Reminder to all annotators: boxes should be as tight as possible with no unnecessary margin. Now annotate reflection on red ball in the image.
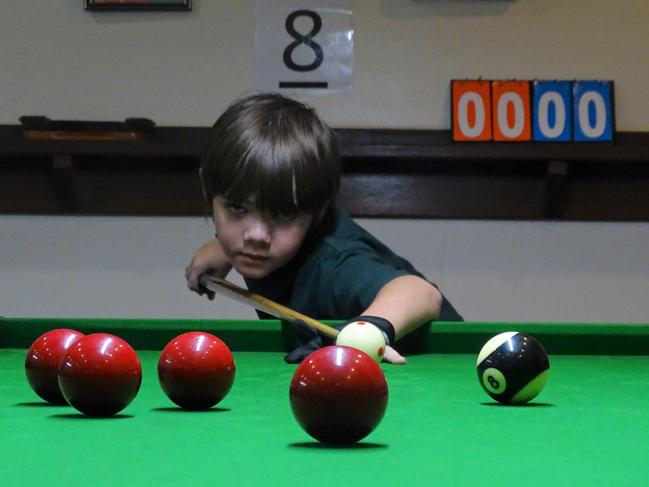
[158,332,236,410]
[25,328,85,404]
[289,346,389,445]
[58,333,142,417]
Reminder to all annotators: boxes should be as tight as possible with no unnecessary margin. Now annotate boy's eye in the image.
[226,202,248,214]
[274,209,300,222]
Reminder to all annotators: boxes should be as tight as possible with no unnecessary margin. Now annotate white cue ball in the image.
[335,321,386,362]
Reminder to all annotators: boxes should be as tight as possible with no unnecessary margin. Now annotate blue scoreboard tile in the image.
[573,80,614,142]
[532,80,572,142]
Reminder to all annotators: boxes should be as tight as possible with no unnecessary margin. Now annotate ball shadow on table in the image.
[47,413,135,420]
[480,402,555,408]
[289,442,388,450]
[151,407,231,413]
[14,401,67,408]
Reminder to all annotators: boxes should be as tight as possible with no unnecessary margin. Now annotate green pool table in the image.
[2,318,649,486]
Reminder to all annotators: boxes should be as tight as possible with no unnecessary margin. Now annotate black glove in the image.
[338,315,396,346]
[284,319,323,364]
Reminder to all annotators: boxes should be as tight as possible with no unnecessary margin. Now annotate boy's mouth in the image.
[241,252,269,263]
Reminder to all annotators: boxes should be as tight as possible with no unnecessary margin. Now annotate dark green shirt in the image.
[245,209,462,322]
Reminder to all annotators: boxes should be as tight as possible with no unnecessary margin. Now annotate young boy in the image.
[185,93,462,364]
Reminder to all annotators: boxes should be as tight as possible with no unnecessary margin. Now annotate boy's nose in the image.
[243,218,272,244]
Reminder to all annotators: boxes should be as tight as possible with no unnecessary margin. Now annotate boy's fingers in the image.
[191,280,215,300]
[383,346,407,365]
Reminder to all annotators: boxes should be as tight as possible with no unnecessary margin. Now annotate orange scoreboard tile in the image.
[491,80,532,141]
[452,80,492,141]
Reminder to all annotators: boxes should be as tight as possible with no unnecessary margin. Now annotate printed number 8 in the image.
[487,375,500,389]
[283,10,324,72]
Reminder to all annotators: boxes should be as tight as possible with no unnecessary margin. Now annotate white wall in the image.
[1,1,648,129]
[2,1,649,323]
[2,215,648,323]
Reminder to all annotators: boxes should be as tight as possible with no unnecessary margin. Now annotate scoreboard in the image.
[452,80,614,143]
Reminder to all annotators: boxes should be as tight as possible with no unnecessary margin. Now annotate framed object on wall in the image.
[85,0,191,11]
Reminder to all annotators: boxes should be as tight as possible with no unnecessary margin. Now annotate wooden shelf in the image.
[2,124,649,220]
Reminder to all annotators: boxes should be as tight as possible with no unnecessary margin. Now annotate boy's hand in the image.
[383,346,407,365]
[185,261,215,300]
[185,238,232,300]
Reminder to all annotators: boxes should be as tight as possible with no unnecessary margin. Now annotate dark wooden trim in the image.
[2,124,649,220]
[49,155,80,212]
[544,160,569,218]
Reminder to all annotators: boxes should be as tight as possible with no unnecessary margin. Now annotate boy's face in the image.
[212,196,313,279]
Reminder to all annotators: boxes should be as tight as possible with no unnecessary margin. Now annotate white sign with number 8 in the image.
[255,0,353,95]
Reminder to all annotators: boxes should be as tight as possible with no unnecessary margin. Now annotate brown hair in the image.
[200,93,340,219]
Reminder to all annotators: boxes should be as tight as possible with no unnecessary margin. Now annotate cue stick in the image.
[198,274,339,339]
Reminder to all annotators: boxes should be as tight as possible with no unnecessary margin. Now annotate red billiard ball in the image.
[58,333,142,417]
[289,345,389,445]
[25,328,85,404]
[158,332,236,410]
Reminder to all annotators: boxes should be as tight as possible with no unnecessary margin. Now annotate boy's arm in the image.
[360,275,442,364]
[185,238,233,299]
[363,275,442,339]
